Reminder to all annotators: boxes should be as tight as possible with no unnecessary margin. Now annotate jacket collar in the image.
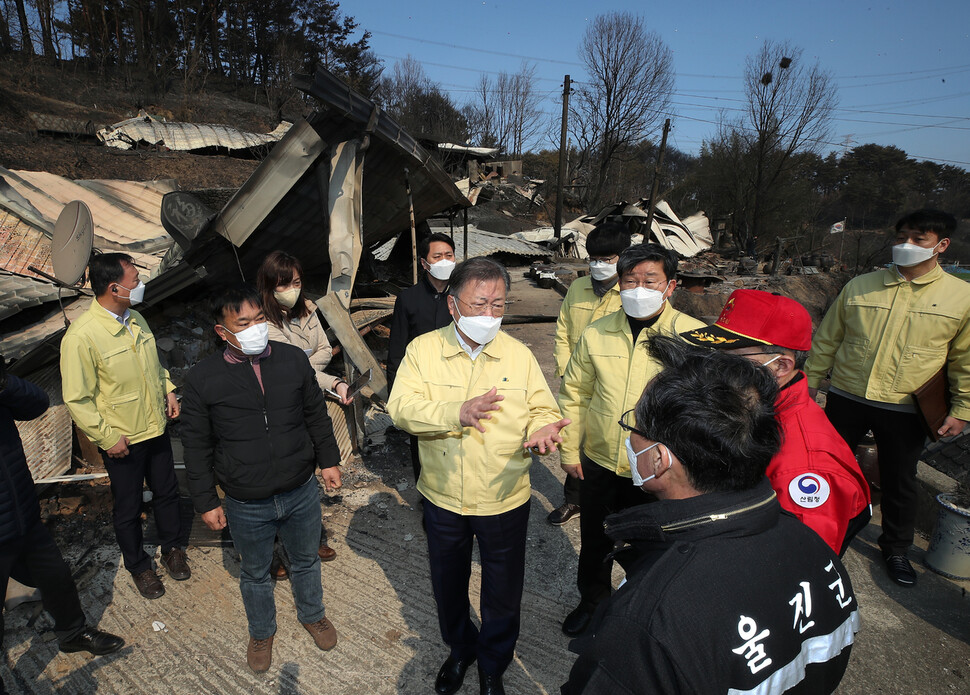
[604,477,779,546]
[602,304,669,335]
[88,299,133,337]
[422,273,449,296]
[884,262,944,287]
[441,324,505,360]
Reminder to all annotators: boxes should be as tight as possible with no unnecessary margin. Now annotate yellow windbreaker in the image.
[553,275,623,377]
[805,265,970,420]
[387,326,562,515]
[559,306,704,476]
[60,300,175,450]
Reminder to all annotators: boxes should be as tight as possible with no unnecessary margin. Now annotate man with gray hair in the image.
[389,257,569,695]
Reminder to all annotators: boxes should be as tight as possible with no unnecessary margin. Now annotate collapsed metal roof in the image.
[584,199,712,257]
[372,225,551,262]
[97,112,292,152]
[0,168,178,274]
[177,67,470,282]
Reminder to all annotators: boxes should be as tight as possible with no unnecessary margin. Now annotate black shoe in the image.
[479,667,506,695]
[161,547,191,581]
[562,602,595,637]
[547,502,580,526]
[885,555,917,586]
[435,654,476,695]
[59,627,125,656]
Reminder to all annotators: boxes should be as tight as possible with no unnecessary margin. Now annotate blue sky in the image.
[349,0,970,168]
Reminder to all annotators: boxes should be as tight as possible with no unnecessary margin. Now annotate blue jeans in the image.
[224,475,325,639]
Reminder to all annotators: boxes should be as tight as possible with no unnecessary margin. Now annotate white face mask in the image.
[426,258,456,281]
[117,280,146,306]
[453,302,502,346]
[626,438,672,487]
[892,241,940,268]
[620,283,670,319]
[589,260,618,281]
[223,321,269,355]
[274,287,300,309]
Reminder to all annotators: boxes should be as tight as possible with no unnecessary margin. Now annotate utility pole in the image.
[554,75,571,240]
[643,119,671,236]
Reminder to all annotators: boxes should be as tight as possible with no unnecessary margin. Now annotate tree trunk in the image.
[0,7,13,53]
[14,0,33,54]
[208,1,223,77]
[35,0,56,59]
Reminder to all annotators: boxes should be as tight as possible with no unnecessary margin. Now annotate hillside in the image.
[0,55,279,188]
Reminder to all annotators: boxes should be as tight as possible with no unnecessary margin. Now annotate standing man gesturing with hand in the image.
[389,258,569,695]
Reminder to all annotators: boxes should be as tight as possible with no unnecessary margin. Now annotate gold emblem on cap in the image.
[688,330,739,345]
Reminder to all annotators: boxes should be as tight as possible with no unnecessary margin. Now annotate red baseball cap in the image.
[680,289,813,351]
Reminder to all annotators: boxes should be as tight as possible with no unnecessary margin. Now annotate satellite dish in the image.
[52,200,94,286]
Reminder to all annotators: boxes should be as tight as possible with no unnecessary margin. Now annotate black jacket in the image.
[0,375,49,543]
[562,479,859,695]
[181,342,339,513]
[386,274,452,389]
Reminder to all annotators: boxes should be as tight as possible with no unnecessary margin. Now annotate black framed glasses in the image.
[618,409,651,440]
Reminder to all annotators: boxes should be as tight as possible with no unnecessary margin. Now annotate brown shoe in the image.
[247,635,274,672]
[318,543,337,562]
[132,569,165,599]
[302,617,337,651]
[270,557,288,581]
[161,547,191,581]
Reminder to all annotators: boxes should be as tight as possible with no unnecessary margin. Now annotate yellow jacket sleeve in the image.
[60,332,120,450]
[554,295,575,378]
[387,341,464,435]
[557,331,595,467]
[805,293,847,389]
[524,354,565,439]
[946,314,970,420]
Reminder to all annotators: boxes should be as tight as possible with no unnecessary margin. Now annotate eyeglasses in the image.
[618,278,669,291]
[618,409,651,440]
[455,295,506,316]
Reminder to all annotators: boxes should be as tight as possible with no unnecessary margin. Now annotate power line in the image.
[372,30,584,67]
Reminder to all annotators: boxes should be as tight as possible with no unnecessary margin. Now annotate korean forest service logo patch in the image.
[788,473,831,509]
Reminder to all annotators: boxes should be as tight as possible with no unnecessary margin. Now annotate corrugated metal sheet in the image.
[372,225,551,262]
[29,112,102,137]
[178,67,470,283]
[0,271,75,322]
[0,169,176,253]
[327,400,355,464]
[438,143,499,157]
[582,200,712,258]
[0,210,53,278]
[0,297,86,363]
[0,173,180,362]
[0,169,177,281]
[15,363,73,482]
[97,113,292,152]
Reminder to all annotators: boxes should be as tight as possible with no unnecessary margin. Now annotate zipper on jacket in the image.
[661,490,777,533]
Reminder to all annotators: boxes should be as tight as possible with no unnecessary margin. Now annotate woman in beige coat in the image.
[257,251,351,575]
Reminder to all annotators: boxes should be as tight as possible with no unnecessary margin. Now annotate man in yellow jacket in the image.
[806,209,970,587]
[388,257,569,695]
[548,223,630,526]
[558,243,704,637]
[60,253,188,600]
